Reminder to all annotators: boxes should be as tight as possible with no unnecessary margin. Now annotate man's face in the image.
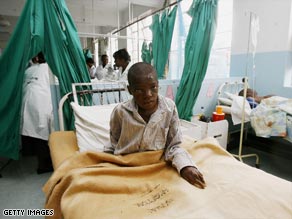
[128,72,159,112]
[102,56,108,65]
[114,58,122,67]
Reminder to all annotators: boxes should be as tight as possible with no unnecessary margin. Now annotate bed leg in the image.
[233,153,260,168]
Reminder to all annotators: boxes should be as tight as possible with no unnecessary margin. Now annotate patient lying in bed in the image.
[104,62,206,189]
[239,88,273,108]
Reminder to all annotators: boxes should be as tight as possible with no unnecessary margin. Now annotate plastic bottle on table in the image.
[199,107,210,122]
[212,105,225,122]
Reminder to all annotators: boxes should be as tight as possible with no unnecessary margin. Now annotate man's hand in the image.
[180,166,206,189]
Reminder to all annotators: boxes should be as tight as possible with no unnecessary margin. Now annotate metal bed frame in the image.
[58,82,128,131]
[217,80,245,104]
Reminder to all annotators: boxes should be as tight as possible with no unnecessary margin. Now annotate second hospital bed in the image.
[217,80,292,150]
[217,80,292,138]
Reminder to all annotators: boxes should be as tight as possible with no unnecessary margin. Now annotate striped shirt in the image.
[104,95,195,173]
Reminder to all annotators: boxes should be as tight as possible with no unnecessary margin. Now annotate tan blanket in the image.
[43,137,292,219]
[48,131,79,169]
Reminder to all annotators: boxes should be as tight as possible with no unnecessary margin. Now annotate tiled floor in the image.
[0,155,51,219]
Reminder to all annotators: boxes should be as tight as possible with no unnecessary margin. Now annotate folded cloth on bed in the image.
[250,104,287,137]
[250,96,291,137]
[230,96,251,125]
[43,137,292,219]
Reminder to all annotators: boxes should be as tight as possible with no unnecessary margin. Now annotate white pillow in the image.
[225,91,238,100]
[218,97,232,106]
[70,102,118,152]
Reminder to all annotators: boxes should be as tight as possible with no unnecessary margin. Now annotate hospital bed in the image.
[43,82,292,219]
[217,80,292,166]
[217,80,292,142]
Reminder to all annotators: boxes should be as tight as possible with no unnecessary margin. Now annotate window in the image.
[284,55,292,87]
[169,0,233,79]
[127,13,153,64]
[206,0,233,79]
[125,0,233,79]
[108,32,119,64]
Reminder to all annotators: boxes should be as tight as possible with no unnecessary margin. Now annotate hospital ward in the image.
[1,0,292,218]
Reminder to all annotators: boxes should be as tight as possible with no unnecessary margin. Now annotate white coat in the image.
[20,63,53,141]
[118,62,132,82]
[95,63,113,80]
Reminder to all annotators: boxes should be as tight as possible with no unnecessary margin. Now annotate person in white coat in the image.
[86,57,97,79]
[95,54,115,80]
[20,52,53,174]
[113,49,132,82]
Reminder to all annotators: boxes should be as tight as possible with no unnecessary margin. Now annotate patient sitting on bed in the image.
[104,62,206,189]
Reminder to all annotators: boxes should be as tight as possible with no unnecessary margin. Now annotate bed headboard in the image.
[217,81,245,105]
[58,82,129,131]
[71,82,129,105]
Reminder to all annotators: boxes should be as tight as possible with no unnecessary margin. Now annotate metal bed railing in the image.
[217,80,245,105]
[58,82,129,131]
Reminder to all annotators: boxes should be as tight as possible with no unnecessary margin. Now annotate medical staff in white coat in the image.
[95,54,115,80]
[86,57,97,79]
[20,52,53,174]
[113,49,132,82]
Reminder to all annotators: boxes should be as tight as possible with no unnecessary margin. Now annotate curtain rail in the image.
[112,0,182,35]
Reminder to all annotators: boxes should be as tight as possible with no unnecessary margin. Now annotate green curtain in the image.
[151,6,177,79]
[83,49,93,59]
[0,0,90,160]
[175,0,218,121]
[141,41,152,64]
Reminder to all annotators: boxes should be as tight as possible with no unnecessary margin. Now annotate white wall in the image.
[230,0,292,98]
[288,2,292,50]
[0,0,25,16]
[71,5,118,33]
[232,0,291,54]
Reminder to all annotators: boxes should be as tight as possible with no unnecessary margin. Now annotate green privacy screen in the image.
[175,0,218,121]
[0,0,90,159]
[151,6,177,79]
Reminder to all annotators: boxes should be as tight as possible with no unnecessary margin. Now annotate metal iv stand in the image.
[232,12,260,168]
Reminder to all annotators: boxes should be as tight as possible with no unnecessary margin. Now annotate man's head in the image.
[113,49,131,68]
[101,54,108,67]
[127,62,159,112]
[86,58,95,68]
[31,52,46,64]
[238,88,258,97]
